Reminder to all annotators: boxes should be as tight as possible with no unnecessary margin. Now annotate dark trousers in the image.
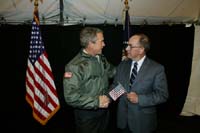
[119,126,155,133]
[119,126,132,133]
[74,109,110,133]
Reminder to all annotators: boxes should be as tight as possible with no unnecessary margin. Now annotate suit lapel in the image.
[132,57,150,85]
[123,60,132,91]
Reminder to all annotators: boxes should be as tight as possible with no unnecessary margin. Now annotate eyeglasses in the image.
[126,45,142,49]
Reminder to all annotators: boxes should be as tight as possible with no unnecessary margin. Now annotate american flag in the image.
[123,7,131,46]
[25,9,60,125]
[109,83,126,101]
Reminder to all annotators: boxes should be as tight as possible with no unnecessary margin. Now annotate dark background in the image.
[1,24,199,132]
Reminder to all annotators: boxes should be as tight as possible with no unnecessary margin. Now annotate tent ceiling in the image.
[0,0,200,25]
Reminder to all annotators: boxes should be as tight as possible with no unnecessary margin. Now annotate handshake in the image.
[99,95,110,108]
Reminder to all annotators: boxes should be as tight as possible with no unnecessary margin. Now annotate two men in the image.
[63,27,168,133]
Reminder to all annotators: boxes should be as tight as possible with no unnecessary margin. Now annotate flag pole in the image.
[124,0,129,11]
[30,0,42,24]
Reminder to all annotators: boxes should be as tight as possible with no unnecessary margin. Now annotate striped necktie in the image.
[130,62,138,86]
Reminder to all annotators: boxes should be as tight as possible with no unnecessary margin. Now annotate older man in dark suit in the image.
[111,33,169,133]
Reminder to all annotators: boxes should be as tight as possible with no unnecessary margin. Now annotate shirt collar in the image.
[131,55,146,71]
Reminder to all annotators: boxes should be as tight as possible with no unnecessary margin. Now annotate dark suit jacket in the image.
[112,57,169,133]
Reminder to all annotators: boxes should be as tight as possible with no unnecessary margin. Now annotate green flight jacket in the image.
[63,49,116,110]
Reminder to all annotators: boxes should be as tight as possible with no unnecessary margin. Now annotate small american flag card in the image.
[109,82,126,101]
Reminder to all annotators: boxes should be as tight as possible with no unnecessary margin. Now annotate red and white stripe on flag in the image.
[25,9,60,125]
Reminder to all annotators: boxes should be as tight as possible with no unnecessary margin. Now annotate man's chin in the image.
[98,51,102,55]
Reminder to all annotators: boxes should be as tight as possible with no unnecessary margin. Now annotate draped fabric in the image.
[181,25,200,116]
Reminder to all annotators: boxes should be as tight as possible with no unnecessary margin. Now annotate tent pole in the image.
[59,0,64,25]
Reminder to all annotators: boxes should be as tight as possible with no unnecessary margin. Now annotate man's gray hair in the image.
[80,27,103,48]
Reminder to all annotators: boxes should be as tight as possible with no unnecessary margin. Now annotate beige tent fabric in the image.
[180,25,200,116]
[0,0,200,25]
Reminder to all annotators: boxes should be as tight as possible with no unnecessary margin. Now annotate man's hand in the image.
[127,92,138,103]
[99,95,110,108]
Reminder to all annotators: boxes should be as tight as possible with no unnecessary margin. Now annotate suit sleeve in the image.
[138,66,169,107]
